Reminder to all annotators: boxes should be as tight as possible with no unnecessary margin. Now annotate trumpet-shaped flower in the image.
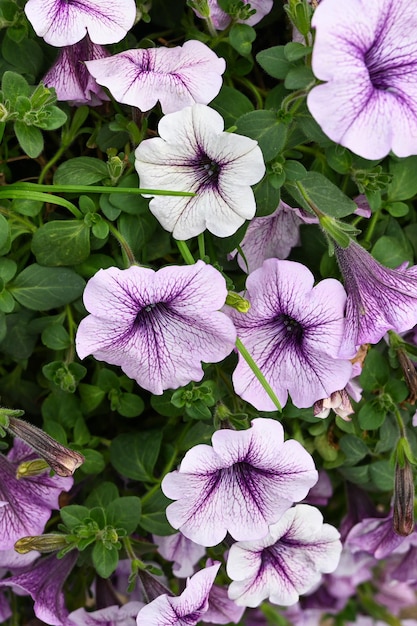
[66,602,143,625]
[307,0,417,159]
[334,240,417,358]
[75,262,236,395]
[0,552,78,626]
[24,0,136,47]
[192,0,273,31]
[162,418,318,547]
[43,36,110,106]
[0,440,73,551]
[136,562,220,625]
[153,532,206,578]
[86,41,225,114]
[135,104,265,239]
[229,259,352,410]
[227,504,342,608]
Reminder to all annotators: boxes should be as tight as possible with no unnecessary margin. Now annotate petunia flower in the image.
[232,200,317,274]
[345,513,410,560]
[135,562,220,625]
[153,532,206,578]
[24,0,136,47]
[75,261,236,395]
[0,551,78,626]
[135,104,265,239]
[162,418,318,547]
[43,36,110,106]
[205,582,245,624]
[227,504,342,607]
[192,0,273,31]
[334,239,417,358]
[307,0,417,160]
[229,259,352,410]
[66,602,143,625]
[85,41,225,114]
[0,440,73,551]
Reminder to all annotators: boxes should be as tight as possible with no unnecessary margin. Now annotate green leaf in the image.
[236,110,288,161]
[256,46,292,79]
[388,156,417,201]
[78,383,106,413]
[285,172,357,218]
[32,221,90,266]
[339,434,369,466]
[2,38,43,81]
[1,70,30,103]
[358,401,386,430]
[79,449,105,475]
[210,85,254,128]
[229,23,256,56]
[92,542,119,578]
[110,431,163,482]
[54,157,108,186]
[253,176,281,216]
[37,105,67,131]
[85,482,119,509]
[107,496,142,534]
[10,264,85,311]
[140,488,174,535]
[60,505,90,531]
[360,349,390,391]
[0,214,10,253]
[385,202,409,218]
[0,309,36,359]
[41,324,71,350]
[284,65,314,90]
[369,460,394,491]
[117,393,145,418]
[14,121,43,158]
[150,391,183,418]
[372,235,413,268]
[284,42,312,61]
[338,464,370,485]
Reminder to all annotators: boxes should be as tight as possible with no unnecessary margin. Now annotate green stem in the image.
[176,240,195,265]
[6,182,195,197]
[234,76,264,109]
[38,144,68,184]
[198,233,205,259]
[107,222,137,266]
[235,337,282,411]
[363,208,380,244]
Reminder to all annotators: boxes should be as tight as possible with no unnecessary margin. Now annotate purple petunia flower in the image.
[43,36,110,106]
[135,562,220,625]
[192,0,273,31]
[75,261,236,395]
[307,0,417,160]
[162,418,318,547]
[227,504,342,608]
[86,41,225,114]
[334,239,417,358]
[153,532,206,578]
[232,200,317,274]
[0,551,78,625]
[229,259,352,410]
[205,582,245,624]
[135,104,265,239]
[66,602,143,625]
[0,440,73,551]
[24,0,136,47]
[346,513,410,560]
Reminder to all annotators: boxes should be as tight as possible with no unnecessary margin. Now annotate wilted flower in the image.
[135,104,265,239]
[86,41,225,114]
[334,239,417,358]
[227,504,342,607]
[0,440,73,551]
[232,200,317,274]
[43,36,110,106]
[192,0,273,30]
[136,562,220,625]
[0,551,78,626]
[24,0,136,47]
[229,259,352,410]
[75,262,236,395]
[307,0,417,159]
[162,418,318,547]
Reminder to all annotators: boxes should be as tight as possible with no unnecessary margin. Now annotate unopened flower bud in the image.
[226,291,250,313]
[397,348,417,404]
[393,459,415,536]
[14,534,69,554]
[6,417,84,477]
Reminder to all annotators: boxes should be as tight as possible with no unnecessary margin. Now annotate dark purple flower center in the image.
[276,314,304,345]
[365,47,391,90]
[134,302,165,327]
[197,155,221,188]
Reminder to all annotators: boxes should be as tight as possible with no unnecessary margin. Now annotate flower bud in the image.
[393,459,415,536]
[14,534,69,554]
